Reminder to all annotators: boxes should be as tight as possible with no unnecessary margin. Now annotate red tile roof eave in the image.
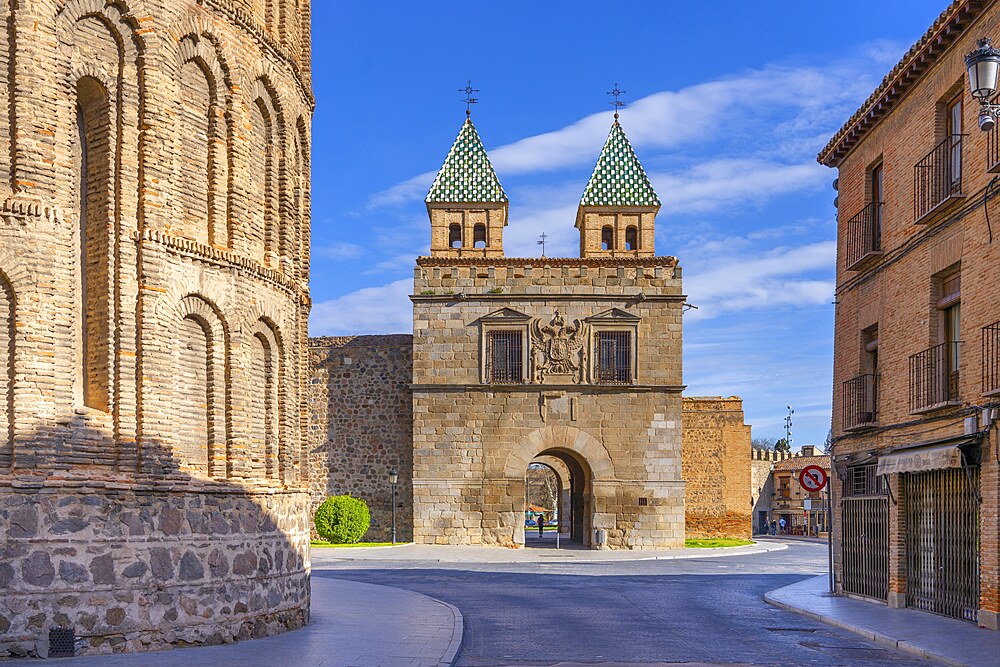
[817,0,985,168]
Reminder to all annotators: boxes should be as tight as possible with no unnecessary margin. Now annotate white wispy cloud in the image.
[310,279,413,335]
[315,242,365,260]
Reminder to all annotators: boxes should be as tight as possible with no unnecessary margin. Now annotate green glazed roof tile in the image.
[426,118,508,204]
[580,121,661,207]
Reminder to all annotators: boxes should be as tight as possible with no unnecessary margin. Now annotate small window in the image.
[625,226,638,251]
[938,271,961,379]
[595,330,632,385]
[601,225,613,251]
[473,223,487,249]
[449,223,462,248]
[947,95,963,193]
[486,329,523,384]
[870,163,883,244]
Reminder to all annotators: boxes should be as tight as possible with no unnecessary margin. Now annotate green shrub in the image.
[314,495,371,544]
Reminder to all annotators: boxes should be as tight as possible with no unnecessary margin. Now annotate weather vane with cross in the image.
[607,82,626,120]
[459,80,479,117]
[537,232,548,258]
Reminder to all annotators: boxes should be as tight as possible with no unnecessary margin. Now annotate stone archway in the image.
[498,426,615,549]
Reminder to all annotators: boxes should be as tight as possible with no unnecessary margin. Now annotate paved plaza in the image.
[10,538,987,666]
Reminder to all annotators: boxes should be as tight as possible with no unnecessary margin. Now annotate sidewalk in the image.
[4,577,463,667]
[311,537,788,564]
[765,575,1000,667]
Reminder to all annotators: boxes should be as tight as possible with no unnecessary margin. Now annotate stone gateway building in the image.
[1,0,313,658]
[309,115,753,549]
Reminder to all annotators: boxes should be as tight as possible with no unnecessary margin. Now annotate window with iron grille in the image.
[596,330,632,385]
[486,329,523,384]
[843,463,886,497]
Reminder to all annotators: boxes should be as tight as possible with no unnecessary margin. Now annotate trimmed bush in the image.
[314,495,371,544]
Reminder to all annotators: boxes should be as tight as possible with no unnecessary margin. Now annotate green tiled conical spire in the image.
[426,118,508,204]
[580,121,660,207]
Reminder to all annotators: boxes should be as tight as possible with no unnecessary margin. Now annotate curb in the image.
[431,597,464,667]
[322,541,789,564]
[763,590,969,667]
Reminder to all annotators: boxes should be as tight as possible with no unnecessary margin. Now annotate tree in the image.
[824,429,833,453]
[752,437,778,450]
[774,438,791,453]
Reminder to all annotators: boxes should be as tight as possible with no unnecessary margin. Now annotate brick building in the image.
[0,0,314,657]
[308,115,753,548]
[768,447,831,536]
[822,0,1000,630]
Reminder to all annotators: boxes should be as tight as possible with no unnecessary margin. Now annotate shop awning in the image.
[875,440,972,476]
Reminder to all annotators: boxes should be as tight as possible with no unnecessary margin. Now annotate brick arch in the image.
[244,76,285,262]
[503,426,615,480]
[176,32,235,247]
[173,294,231,478]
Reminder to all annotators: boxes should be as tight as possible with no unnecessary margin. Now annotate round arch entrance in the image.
[524,448,593,548]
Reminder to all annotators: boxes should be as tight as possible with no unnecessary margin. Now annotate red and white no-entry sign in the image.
[799,465,828,492]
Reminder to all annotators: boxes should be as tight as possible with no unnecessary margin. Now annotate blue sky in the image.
[308,1,949,447]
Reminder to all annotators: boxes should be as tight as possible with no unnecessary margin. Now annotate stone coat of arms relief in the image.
[531,311,588,384]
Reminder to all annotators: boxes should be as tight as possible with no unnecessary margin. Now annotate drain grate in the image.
[49,627,75,658]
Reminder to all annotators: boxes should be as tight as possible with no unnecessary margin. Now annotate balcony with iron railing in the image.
[913,135,966,224]
[844,202,882,271]
[909,341,962,413]
[984,321,1000,396]
[987,124,1000,173]
[843,373,878,431]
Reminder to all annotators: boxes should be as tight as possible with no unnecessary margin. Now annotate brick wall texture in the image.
[0,0,313,657]
[826,0,1000,629]
[681,397,752,539]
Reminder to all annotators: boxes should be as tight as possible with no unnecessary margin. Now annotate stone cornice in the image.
[0,470,310,496]
[411,383,685,393]
[411,293,686,303]
[417,256,679,268]
[818,0,986,167]
[133,229,307,297]
[197,0,315,110]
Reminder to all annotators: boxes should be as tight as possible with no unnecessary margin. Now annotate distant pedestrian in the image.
[537,513,545,537]
[770,519,777,536]
[779,517,786,535]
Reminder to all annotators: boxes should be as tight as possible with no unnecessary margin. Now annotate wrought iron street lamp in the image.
[965,38,1000,131]
[388,468,398,545]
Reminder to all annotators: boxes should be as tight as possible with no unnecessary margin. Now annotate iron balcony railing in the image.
[914,134,965,223]
[909,341,961,413]
[984,321,1000,395]
[845,202,882,270]
[989,125,1000,173]
[843,374,878,430]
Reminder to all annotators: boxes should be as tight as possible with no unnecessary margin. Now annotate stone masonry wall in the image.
[681,397,752,540]
[308,336,414,542]
[411,258,686,550]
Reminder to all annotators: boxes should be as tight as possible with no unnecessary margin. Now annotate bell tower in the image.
[425,117,508,258]
[576,119,660,258]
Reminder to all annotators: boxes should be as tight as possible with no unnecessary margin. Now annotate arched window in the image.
[0,272,13,468]
[601,225,614,251]
[76,77,112,412]
[449,223,463,249]
[177,59,213,245]
[474,223,487,249]
[625,226,638,251]
[250,322,282,480]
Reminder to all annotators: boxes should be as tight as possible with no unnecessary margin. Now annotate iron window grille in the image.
[842,463,886,498]
[909,341,962,412]
[486,329,523,384]
[843,374,878,430]
[914,135,965,223]
[595,330,632,385]
[984,321,1000,395]
[845,202,883,270]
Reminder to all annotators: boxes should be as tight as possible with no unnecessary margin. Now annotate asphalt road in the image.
[314,540,937,666]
